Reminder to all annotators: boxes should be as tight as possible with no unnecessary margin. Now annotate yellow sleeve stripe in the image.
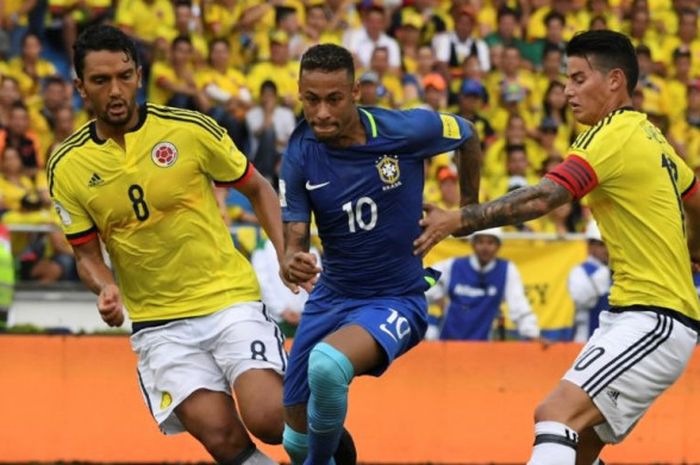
[47,128,92,196]
[439,113,462,140]
[147,104,225,141]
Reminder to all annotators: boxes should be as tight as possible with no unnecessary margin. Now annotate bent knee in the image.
[198,423,250,457]
[245,408,284,445]
[307,343,354,391]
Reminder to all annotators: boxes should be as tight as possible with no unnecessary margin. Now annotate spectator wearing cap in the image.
[567,220,611,342]
[394,8,423,75]
[456,78,495,150]
[422,72,447,111]
[343,2,401,72]
[357,71,381,107]
[389,1,447,47]
[488,78,537,136]
[484,45,536,130]
[367,46,403,108]
[433,4,490,80]
[247,29,300,109]
[425,227,541,341]
[435,165,459,210]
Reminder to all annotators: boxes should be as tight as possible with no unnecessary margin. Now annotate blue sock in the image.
[283,424,308,465]
[304,342,354,465]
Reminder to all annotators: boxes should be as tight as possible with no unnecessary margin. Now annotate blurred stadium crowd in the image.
[0,0,697,330]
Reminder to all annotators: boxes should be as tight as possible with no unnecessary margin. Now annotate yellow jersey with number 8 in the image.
[48,104,260,322]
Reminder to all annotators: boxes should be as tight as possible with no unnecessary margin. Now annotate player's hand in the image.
[281,252,321,293]
[413,204,463,256]
[98,283,124,327]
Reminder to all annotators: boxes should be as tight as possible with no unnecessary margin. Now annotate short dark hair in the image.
[566,30,638,96]
[300,44,355,82]
[172,35,192,50]
[74,25,139,80]
[260,79,278,95]
[43,75,65,90]
[544,10,565,27]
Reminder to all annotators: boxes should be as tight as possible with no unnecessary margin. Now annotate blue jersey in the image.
[281,106,473,297]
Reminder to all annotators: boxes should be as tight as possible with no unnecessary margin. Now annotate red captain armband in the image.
[682,178,699,200]
[66,228,98,246]
[544,155,598,200]
[214,160,255,188]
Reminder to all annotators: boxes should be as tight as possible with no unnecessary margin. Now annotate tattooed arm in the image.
[456,120,482,207]
[414,178,573,255]
[281,221,321,293]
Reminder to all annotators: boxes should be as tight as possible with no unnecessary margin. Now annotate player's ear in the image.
[136,66,143,89]
[351,80,360,101]
[74,78,87,100]
[608,68,626,93]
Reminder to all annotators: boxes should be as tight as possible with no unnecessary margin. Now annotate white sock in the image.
[527,421,578,465]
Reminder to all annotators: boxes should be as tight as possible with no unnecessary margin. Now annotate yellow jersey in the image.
[548,108,700,323]
[48,104,261,322]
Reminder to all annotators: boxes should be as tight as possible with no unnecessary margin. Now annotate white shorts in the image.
[130,301,287,434]
[563,309,697,444]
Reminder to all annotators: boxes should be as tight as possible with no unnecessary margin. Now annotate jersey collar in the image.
[89,104,148,145]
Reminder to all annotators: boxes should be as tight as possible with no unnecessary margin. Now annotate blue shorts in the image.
[283,282,428,406]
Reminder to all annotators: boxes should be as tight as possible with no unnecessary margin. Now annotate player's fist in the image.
[282,252,321,293]
[98,284,125,327]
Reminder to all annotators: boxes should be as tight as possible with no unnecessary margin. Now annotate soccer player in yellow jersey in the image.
[415,30,700,464]
[49,25,287,465]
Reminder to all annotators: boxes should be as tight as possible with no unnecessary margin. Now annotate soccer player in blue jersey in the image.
[278,44,482,464]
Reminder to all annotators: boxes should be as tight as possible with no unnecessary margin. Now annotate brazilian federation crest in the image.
[375,155,401,190]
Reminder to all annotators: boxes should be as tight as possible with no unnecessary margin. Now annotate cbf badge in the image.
[151,142,178,168]
[375,155,402,191]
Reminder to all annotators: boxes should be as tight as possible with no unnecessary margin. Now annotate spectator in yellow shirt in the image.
[247,30,299,109]
[367,46,404,108]
[0,76,22,128]
[666,47,692,122]
[148,36,207,110]
[7,33,57,100]
[289,2,342,60]
[157,0,208,66]
[197,38,252,151]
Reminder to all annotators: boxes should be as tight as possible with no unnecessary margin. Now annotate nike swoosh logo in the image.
[305,181,330,191]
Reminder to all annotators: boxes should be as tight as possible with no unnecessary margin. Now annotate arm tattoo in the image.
[283,222,311,254]
[461,178,572,231]
[456,121,482,206]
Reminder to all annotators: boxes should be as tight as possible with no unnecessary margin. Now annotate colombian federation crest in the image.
[151,142,178,168]
[375,155,401,190]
